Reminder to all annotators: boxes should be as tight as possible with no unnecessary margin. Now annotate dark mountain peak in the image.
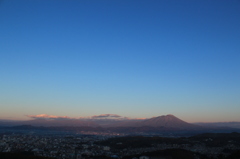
[157,114,177,118]
[151,114,182,122]
[1,114,201,131]
[101,114,200,130]
[138,114,198,129]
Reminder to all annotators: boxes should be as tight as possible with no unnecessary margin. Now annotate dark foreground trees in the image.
[0,152,55,159]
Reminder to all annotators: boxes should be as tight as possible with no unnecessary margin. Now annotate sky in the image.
[0,0,240,123]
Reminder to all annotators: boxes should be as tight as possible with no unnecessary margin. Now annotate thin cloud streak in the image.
[26,114,71,120]
[91,114,122,119]
[26,114,148,121]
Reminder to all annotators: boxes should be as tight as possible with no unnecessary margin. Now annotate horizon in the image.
[1,0,240,123]
[1,113,240,124]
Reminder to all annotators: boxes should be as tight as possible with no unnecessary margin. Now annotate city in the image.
[1,131,240,159]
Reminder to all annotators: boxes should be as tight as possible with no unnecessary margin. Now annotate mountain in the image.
[0,119,99,127]
[0,114,200,129]
[108,114,200,130]
[0,120,20,126]
[195,122,240,129]
[0,114,199,130]
[3,114,240,134]
[137,114,198,129]
[27,118,100,127]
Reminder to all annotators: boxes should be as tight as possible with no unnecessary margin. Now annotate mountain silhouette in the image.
[136,114,198,129]
[0,114,199,130]
[102,114,200,130]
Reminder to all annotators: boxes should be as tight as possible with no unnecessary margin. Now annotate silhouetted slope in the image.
[18,118,99,127]
[138,114,198,128]
[0,152,55,159]
[111,114,199,130]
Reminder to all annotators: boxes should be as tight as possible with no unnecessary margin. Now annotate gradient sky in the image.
[0,0,240,122]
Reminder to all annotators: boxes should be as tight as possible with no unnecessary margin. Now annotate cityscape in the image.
[0,114,240,159]
[1,130,240,159]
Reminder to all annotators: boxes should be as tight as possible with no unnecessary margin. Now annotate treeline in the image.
[98,132,240,149]
[123,149,240,159]
[0,152,55,159]
[92,149,240,159]
[97,136,189,149]
[189,132,240,147]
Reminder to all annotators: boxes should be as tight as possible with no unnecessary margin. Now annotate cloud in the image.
[27,114,123,120]
[26,114,71,120]
[26,114,147,121]
[91,114,122,119]
[134,118,148,120]
[122,117,148,120]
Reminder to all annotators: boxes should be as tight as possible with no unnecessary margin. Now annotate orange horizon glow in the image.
[2,114,233,123]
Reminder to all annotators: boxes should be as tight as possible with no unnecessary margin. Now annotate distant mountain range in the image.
[195,122,240,129]
[0,118,98,127]
[103,114,200,130]
[0,114,199,129]
[1,114,240,134]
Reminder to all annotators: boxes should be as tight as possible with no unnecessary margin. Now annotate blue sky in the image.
[0,0,240,122]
